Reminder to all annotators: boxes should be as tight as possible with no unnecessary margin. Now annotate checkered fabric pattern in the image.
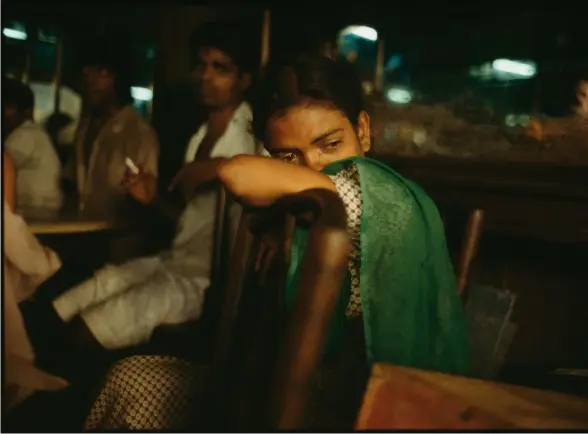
[327,163,363,318]
[84,355,206,431]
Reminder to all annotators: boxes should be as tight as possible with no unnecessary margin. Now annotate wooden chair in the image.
[204,193,485,429]
[356,363,588,430]
[208,193,485,429]
[146,185,234,360]
[456,208,485,299]
[201,188,350,431]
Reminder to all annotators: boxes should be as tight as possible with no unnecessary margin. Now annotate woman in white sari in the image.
[3,151,68,411]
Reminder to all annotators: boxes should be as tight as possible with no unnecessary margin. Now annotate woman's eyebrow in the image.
[269,147,303,155]
[311,128,344,144]
[270,128,344,153]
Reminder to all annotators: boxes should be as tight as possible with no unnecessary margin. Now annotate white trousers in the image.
[52,256,209,349]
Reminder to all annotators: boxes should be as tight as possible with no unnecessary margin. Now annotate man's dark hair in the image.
[252,54,365,142]
[77,36,134,104]
[3,77,35,111]
[189,20,257,75]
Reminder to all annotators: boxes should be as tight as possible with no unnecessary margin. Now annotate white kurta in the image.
[4,120,63,213]
[52,103,260,349]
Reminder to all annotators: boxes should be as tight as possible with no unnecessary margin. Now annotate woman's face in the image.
[266,102,371,172]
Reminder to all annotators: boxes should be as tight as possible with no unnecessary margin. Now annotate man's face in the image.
[191,47,250,109]
[82,65,115,108]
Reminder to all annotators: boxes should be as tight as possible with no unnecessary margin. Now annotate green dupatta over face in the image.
[284,157,470,376]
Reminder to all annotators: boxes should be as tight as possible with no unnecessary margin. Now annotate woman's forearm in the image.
[218,155,336,207]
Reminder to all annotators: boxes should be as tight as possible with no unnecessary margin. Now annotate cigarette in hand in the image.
[125,157,140,175]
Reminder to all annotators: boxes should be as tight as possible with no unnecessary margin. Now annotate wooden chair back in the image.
[456,208,485,297]
[202,188,350,430]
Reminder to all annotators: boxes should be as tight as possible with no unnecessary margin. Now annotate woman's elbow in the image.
[218,155,252,198]
[218,155,272,207]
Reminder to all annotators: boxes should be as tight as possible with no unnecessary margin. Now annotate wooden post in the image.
[457,208,485,297]
[53,36,63,113]
[375,36,385,92]
[22,23,36,84]
[22,52,31,84]
[260,9,271,71]
[322,40,334,59]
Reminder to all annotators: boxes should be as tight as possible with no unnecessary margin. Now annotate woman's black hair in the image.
[252,54,365,142]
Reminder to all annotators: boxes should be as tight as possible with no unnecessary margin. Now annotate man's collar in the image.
[231,101,252,125]
[108,105,137,133]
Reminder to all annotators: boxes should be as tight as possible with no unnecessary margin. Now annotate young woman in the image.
[85,55,469,430]
[174,54,470,374]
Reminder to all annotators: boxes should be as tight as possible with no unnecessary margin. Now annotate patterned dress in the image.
[328,163,363,318]
[84,356,207,430]
[84,163,367,431]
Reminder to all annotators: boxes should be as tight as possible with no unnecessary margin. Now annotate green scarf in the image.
[284,157,470,375]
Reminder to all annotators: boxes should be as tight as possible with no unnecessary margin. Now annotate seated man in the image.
[50,21,260,351]
[3,78,63,214]
[64,38,159,219]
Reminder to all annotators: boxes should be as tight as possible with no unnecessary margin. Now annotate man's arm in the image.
[169,126,260,199]
[130,125,160,203]
[4,127,35,169]
[125,125,189,221]
[124,168,185,222]
[4,152,16,210]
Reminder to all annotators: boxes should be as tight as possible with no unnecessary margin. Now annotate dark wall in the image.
[385,156,588,389]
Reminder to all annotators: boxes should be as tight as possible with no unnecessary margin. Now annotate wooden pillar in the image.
[260,9,271,71]
[22,23,37,83]
[457,209,485,297]
[53,36,63,113]
[375,36,385,92]
[22,52,31,83]
[322,40,334,59]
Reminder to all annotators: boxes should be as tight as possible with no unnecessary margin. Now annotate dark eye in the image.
[211,61,231,74]
[275,152,301,165]
[321,140,341,152]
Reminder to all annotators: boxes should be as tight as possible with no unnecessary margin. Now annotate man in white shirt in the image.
[3,79,63,214]
[51,21,260,350]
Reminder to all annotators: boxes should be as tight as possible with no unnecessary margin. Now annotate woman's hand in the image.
[122,166,158,205]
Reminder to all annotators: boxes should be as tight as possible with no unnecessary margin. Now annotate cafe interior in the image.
[2,1,588,431]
